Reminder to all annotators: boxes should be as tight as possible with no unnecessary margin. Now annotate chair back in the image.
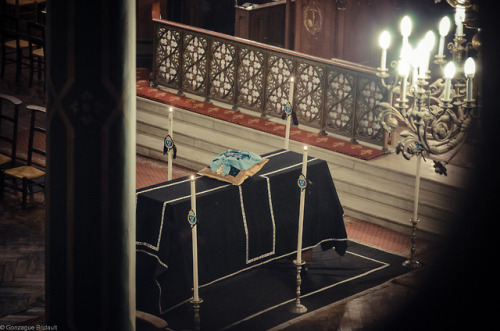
[26,20,45,86]
[26,104,46,168]
[2,0,40,21]
[0,93,21,167]
[0,13,25,48]
[27,20,44,51]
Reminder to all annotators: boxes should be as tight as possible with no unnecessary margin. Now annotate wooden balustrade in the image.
[150,14,388,148]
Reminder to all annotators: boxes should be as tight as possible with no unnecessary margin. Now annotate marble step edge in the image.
[335,183,453,223]
[136,116,275,156]
[137,133,218,171]
[338,190,449,237]
[331,165,459,214]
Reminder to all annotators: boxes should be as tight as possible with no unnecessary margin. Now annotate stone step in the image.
[331,165,457,222]
[0,289,30,317]
[366,152,468,195]
[138,99,281,151]
[338,190,448,237]
[138,97,322,153]
[1,276,44,288]
[137,131,215,171]
[137,110,275,156]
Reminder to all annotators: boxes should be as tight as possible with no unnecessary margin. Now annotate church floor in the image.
[1,63,446,329]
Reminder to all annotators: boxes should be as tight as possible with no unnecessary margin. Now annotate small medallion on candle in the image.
[297,174,307,190]
[285,103,292,116]
[164,135,174,150]
[163,135,177,159]
[188,210,197,226]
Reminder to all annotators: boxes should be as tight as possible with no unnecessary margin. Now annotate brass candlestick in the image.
[287,259,307,314]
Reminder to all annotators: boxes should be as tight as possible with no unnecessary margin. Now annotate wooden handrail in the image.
[152,17,378,76]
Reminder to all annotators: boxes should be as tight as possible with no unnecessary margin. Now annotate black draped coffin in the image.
[136,150,348,314]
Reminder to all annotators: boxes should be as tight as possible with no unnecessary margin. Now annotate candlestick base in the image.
[190,298,203,305]
[433,55,446,65]
[441,98,453,105]
[292,259,306,266]
[403,218,421,270]
[464,98,475,106]
[288,301,308,314]
[396,98,409,110]
[376,69,390,78]
[402,259,422,269]
[190,298,203,331]
[288,259,308,314]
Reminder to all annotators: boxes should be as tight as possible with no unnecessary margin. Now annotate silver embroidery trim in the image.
[136,176,230,251]
[158,237,349,314]
[238,184,276,265]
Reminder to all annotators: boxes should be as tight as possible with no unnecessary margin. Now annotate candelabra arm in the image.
[378,102,407,133]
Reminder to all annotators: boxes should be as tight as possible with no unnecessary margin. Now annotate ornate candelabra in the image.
[376,1,479,268]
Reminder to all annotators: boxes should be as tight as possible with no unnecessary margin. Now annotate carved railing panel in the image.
[152,18,387,147]
[209,40,236,103]
[154,26,182,89]
[355,77,386,143]
[237,47,265,110]
[265,54,294,117]
[295,62,324,128]
[182,33,208,95]
[325,69,355,136]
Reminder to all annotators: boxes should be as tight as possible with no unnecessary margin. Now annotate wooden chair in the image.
[136,310,169,330]
[0,13,30,81]
[0,94,21,173]
[1,104,45,208]
[27,21,44,87]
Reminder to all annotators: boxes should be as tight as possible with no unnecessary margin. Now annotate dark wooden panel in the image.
[235,1,288,48]
[293,0,452,65]
[294,0,336,59]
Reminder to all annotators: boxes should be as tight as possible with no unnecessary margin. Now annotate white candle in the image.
[437,36,445,58]
[378,31,391,71]
[296,146,308,263]
[190,175,196,211]
[400,16,412,55]
[464,57,475,101]
[455,6,465,37]
[284,112,291,150]
[443,78,452,101]
[380,49,387,71]
[438,16,450,57]
[285,77,294,150]
[289,76,295,103]
[398,60,410,103]
[443,62,456,101]
[190,175,200,302]
[169,107,174,137]
[168,107,174,181]
[423,31,435,78]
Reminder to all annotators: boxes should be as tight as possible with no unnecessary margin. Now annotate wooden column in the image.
[45,1,136,329]
[334,0,347,59]
[285,0,292,49]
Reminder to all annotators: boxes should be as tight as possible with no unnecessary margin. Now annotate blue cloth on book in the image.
[208,150,262,177]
